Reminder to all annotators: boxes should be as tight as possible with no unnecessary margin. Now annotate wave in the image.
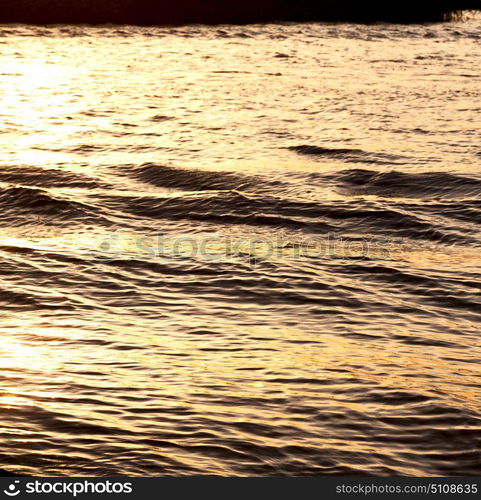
[332,262,481,315]
[0,165,107,189]
[100,190,331,231]
[288,145,403,165]
[89,187,478,245]
[0,186,101,225]
[0,285,75,311]
[336,169,481,199]
[129,163,263,192]
[2,164,478,246]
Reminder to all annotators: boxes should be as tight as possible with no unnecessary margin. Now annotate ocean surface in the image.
[0,19,480,476]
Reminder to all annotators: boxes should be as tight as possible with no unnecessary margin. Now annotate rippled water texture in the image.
[0,21,480,476]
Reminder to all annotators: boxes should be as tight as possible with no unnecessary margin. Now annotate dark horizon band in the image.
[0,0,480,26]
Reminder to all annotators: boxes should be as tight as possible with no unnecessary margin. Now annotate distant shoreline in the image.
[0,0,479,25]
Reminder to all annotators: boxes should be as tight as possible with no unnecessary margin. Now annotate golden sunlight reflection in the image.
[1,58,89,168]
